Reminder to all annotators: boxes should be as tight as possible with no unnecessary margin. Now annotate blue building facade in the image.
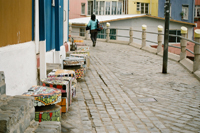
[158,0,195,23]
[39,0,64,52]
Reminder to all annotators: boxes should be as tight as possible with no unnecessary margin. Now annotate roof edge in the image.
[70,15,195,26]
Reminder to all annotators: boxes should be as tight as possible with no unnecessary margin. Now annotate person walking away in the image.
[86,14,98,47]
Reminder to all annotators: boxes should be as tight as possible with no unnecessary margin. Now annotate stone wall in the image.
[0,95,35,133]
[0,71,61,133]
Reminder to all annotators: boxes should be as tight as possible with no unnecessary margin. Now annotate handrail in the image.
[167,44,194,55]
[115,35,130,38]
[107,27,129,31]
[71,26,86,28]
[145,31,161,35]
[186,49,194,54]
[146,40,158,44]
[168,34,200,46]
[132,37,142,40]
[132,29,143,32]
[70,26,196,56]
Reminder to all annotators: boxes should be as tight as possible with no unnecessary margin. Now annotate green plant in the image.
[180,12,184,17]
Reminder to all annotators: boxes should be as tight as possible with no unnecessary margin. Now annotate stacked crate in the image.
[46,69,77,113]
[23,86,62,122]
[70,54,90,73]
[63,57,85,79]
[41,77,73,113]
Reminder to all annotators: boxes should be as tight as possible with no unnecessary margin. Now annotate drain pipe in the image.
[35,0,39,54]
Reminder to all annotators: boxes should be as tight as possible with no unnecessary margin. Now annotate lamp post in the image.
[162,0,170,74]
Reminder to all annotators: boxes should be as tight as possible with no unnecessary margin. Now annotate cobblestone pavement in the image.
[61,40,200,133]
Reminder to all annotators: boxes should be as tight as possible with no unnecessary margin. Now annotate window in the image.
[112,1,117,15]
[137,2,140,11]
[99,1,105,15]
[106,2,111,15]
[95,1,99,15]
[117,2,122,14]
[97,29,116,40]
[110,29,116,40]
[182,5,188,20]
[144,3,148,14]
[169,30,181,43]
[195,5,200,17]
[80,28,85,37]
[97,29,106,39]
[81,3,85,15]
[91,1,122,15]
[88,1,93,15]
[137,2,149,14]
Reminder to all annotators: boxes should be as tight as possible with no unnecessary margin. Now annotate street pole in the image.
[93,0,96,14]
[162,0,170,74]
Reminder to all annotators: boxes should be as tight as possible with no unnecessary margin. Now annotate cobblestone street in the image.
[61,40,200,133]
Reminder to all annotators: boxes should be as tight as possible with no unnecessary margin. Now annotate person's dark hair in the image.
[91,14,96,21]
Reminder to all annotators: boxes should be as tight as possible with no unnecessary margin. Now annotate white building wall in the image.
[45,46,66,68]
[109,17,194,46]
[0,41,37,96]
[71,27,80,36]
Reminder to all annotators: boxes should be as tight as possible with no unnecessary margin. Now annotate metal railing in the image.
[69,24,200,72]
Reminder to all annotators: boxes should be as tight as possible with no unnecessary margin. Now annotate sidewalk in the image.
[61,40,200,133]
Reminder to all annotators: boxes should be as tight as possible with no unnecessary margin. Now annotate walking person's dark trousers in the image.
[90,30,98,47]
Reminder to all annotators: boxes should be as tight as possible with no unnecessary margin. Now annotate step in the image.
[0,95,35,133]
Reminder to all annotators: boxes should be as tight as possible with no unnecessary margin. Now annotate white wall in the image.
[0,41,37,96]
[109,17,194,46]
[45,46,66,68]
[71,27,80,36]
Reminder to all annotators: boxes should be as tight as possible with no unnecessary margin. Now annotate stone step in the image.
[0,95,35,133]
[24,120,39,133]
[34,121,61,133]
[24,121,61,133]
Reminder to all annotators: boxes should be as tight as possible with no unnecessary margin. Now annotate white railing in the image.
[69,23,200,74]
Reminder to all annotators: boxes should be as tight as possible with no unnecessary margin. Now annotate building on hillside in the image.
[87,0,124,15]
[0,0,69,96]
[128,0,158,16]
[69,0,159,19]
[194,0,200,30]
[87,0,159,16]
[69,14,195,46]
[158,0,195,24]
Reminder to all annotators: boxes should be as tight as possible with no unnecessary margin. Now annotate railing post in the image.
[106,22,110,42]
[85,30,89,40]
[85,23,88,40]
[180,26,188,61]
[69,22,72,37]
[141,25,147,48]
[129,27,133,44]
[157,25,163,54]
[194,29,200,72]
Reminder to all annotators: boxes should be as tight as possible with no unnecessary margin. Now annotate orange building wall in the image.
[69,0,87,19]
[0,0,32,47]
[196,0,200,5]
